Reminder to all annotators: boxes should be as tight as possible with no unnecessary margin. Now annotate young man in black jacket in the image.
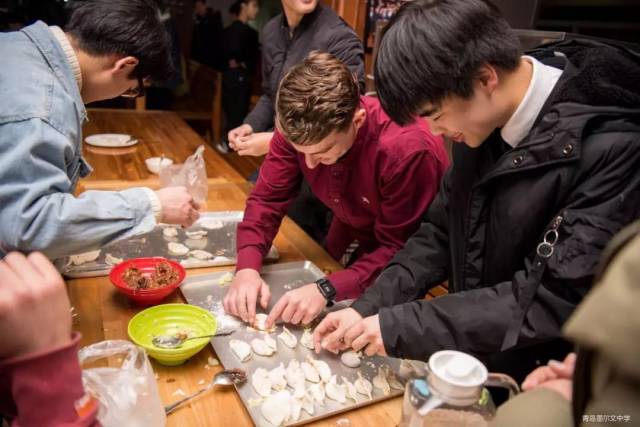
[313,0,640,382]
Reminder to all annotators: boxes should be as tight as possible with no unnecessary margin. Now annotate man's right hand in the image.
[228,124,253,147]
[313,308,363,354]
[232,132,273,157]
[155,186,200,228]
[521,352,576,401]
[0,252,72,359]
[223,268,271,324]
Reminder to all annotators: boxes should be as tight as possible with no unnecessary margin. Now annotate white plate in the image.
[85,133,138,148]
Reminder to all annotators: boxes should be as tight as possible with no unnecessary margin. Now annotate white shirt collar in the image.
[49,26,83,91]
[501,56,562,147]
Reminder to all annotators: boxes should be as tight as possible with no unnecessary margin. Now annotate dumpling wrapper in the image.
[355,371,373,400]
[167,242,189,256]
[163,227,178,238]
[373,367,391,395]
[199,218,224,230]
[251,338,276,356]
[307,355,332,383]
[261,390,291,426]
[252,367,272,398]
[268,363,287,391]
[340,350,362,368]
[69,250,100,266]
[300,328,315,350]
[325,375,346,403]
[189,249,214,260]
[185,230,207,239]
[301,361,320,383]
[230,339,252,362]
[278,325,297,348]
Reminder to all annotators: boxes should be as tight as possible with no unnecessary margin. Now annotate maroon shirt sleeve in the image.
[0,332,100,427]
[236,130,303,272]
[328,134,448,300]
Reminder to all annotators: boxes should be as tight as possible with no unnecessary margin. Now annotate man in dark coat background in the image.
[313,0,640,383]
[191,0,223,70]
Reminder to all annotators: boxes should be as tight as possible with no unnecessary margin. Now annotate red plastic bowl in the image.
[109,257,186,306]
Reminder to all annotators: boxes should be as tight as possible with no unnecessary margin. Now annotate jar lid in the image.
[429,350,488,388]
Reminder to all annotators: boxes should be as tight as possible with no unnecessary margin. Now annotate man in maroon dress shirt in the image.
[223,52,449,328]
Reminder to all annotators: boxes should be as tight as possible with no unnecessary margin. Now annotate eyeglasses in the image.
[121,75,146,98]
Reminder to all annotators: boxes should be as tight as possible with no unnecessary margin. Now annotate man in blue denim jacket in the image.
[0,0,201,259]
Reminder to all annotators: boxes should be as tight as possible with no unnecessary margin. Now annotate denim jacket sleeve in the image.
[0,118,156,259]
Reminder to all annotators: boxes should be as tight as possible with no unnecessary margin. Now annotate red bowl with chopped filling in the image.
[109,257,186,306]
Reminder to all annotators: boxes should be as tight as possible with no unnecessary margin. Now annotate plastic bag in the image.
[79,340,166,427]
[159,145,207,205]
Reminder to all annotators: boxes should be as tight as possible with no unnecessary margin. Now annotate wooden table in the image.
[67,182,403,427]
[80,109,245,187]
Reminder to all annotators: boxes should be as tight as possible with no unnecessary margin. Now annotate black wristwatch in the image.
[315,277,336,306]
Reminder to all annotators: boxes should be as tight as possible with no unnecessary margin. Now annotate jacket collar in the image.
[501,56,563,147]
[21,21,86,121]
[49,25,83,91]
[470,58,580,187]
[279,3,323,37]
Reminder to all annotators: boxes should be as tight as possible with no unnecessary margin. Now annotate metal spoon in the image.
[164,369,247,415]
[152,330,233,349]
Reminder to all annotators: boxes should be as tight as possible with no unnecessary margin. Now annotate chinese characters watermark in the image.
[583,415,632,423]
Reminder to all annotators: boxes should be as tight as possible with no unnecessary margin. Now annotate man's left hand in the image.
[344,314,387,357]
[265,283,327,329]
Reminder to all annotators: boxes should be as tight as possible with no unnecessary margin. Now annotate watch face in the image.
[317,279,336,299]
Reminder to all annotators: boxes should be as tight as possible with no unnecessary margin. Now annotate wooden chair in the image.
[492,0,541,29]
[513,29,566,50]
[172,59,223,144]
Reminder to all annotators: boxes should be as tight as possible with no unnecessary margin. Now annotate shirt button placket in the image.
[331,167,343,210]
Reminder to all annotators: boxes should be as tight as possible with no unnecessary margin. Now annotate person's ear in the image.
[112,56,139,77]
[476,64,499,95]
[352,108,367,131]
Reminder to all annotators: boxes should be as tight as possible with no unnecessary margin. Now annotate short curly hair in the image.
[276,51,360,145]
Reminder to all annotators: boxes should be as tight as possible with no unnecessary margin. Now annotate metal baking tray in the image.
[180,261,405,427]
[56,211,278,278]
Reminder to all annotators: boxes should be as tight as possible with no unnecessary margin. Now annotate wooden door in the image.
[322,0,367,39]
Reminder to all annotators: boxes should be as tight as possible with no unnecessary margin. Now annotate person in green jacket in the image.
[492,221,640,427]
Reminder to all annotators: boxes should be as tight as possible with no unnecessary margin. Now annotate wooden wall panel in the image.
[322,0,372,81]
[322,0,367,39]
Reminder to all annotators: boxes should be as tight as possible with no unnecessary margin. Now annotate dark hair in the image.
[276,51,360,145]
[374,0,521,124]
[65,0,173,82]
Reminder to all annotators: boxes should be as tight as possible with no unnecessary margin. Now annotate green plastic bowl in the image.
[128,304,217,366]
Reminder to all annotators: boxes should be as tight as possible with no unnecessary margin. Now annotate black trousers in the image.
[222,67,252,143]
[286,180,332,246]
